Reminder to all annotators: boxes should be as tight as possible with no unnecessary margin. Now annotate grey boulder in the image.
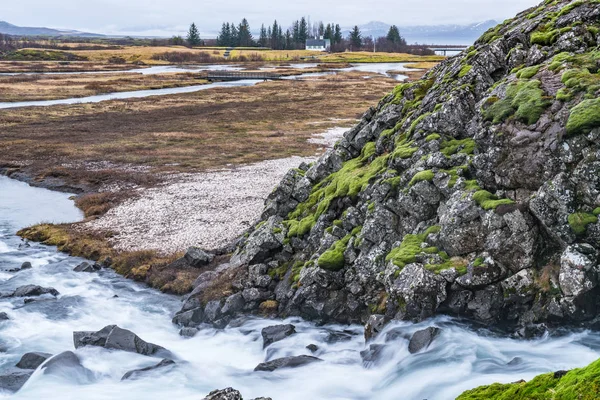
[408,327,441,354]
[254,355,322,372]
[204,387,242,400]
[16,352,52,370]
[74,325,172,357]
[185,247,214,268]
[0,312,8,321]
[4,285,59,298]
[0,370,33,393]
[73,262,101,273]
[261,324,296,348]
[40,351,95,384]
[121,359,175,381]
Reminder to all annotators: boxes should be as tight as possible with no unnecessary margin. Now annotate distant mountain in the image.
[347,20,499,45]
[0,21,104,37]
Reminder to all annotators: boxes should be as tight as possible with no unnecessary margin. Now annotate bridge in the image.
[201,71,283,82]
[427,45,469,56]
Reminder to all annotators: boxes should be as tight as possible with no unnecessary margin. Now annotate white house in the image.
[305,38,331,51]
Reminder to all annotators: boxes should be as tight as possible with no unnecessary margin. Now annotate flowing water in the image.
[1,176,600,399]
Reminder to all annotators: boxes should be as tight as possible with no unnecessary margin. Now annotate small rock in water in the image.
[20,262,32,270]
[172,307,204,327]
[204,387,243,400]
[74,324,115,348]
[507,357,524,366]
[41,351,95,384]
[179,327,199,338]
[408,327,441,354]
[360,344,387,365]
[121,359,175,381]
[306,344,319,353]
[16,352,52,370]
[184,247,214,268]
[73,262,101,273]
[0,312,9,321]
[254,355,322,372]
[364,314,386,342]
[0,370,33,393]
[261,324,296,348]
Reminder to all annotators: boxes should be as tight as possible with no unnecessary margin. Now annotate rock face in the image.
[121,359,175,381]
[0,370,33,393]
[254,355,322,372]
[74,325,171,357]
[174,0,600,333]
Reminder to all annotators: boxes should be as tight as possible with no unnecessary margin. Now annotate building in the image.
[305,38,331,51]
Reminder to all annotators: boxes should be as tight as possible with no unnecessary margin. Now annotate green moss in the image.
[391,137,419,159]
[426,133,441,142]
[385,226,440,268]
[408,112,432,136]
[458,65,473,78]
[333,219,343,228]
[484,80,551,125]
[566,98,600,136]
[516,65,540,79]
[440,138,476,157]
[473,257,485,267]
[556,88,572,102]
[457,357,600,400]
[317,227,363,271]
[531,29,560,46]
[473,190,515,210]
[594,208,600,217]
[464,180,482,191]
[568,212,598,235]
[409,170,434,186]
[285,143,389,238]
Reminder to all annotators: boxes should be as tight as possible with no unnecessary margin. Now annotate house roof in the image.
[306,39,330,47]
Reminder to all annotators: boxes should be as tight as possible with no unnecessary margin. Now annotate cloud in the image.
[3,0,541,36]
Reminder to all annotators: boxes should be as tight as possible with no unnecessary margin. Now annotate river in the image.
[0,63,409,110]
[1,175,600,399]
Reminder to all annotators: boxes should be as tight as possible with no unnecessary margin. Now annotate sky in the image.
[3,0,542,37]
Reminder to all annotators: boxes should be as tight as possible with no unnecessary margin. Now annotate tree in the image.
[334,24,343,44]
[237,18,253,47]
[258,24,268,47]
[169,35,185,46]
[324,23,333,41]
[349,25,362,50]
[230,23,239,46]
[187,23,201,46]
[299,17,308,44]
[271,20,280,49]
[386,25,402,43]
[318,22,325,38]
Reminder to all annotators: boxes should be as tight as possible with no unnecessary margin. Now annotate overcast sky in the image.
[4,0,541,36]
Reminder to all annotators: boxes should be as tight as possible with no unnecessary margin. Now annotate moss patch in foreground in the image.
[385,226,440,269]
[317,227,362,271]
[484,79,551,126]
[568,212,598,235]
[457,357,600,400]
[566,98,600,137]
[473,190,515,210]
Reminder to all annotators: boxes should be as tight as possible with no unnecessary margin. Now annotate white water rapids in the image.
[1,175,599,399]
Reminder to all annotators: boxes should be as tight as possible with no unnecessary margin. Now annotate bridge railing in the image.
[202,71,282,80]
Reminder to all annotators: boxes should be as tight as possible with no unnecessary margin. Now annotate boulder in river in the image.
[254,355,322,372]
[74,325,172,358]
[0,312,9,321]
[360,344,387,365]
[16,352,52,370]
[408,327,441,354]
[40,351,95,384]
[203,388,243,400]
[121,359,175,381]
[364,314,386,342]
[184,247,214,268]
[179,327,199,338]
[3,285,59,298]
[73,262,101,273]
[7,262,32,273]
[172,307,204,327]
[261,324,296,348]
[0,370,33,393]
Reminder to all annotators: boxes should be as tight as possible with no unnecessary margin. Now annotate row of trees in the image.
[174,19,430,54]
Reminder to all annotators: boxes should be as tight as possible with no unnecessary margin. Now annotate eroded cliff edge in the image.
[174,0,600,334]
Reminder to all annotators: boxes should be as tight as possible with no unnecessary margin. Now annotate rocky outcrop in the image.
[15,352,52,370]
[2,285,59,298]
[0,370,33,393]
[175,0,600,334]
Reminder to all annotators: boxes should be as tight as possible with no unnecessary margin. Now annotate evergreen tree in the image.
[285,29,292,50]
[299,17,308,44]
[349,25,362,49]
[278,26,284,50]
[258,24,268,47]
[271,20,279,49]
[237,18,253,47]
[318,22,325,37]
[334,24,343,44]
[230,23,239,46]
[324,23,333,41]
[170,35,184,46]
[386,25,402,43]
[187,23,201,46]
[292,20,300,46]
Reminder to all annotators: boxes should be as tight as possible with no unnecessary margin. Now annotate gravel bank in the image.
[85,128,346,254]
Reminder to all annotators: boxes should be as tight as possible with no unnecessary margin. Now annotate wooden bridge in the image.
[427,45,469,56]
[201,71,283,82]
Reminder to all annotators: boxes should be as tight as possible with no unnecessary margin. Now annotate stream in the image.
[0,63,409,109]
[1,175,600,399]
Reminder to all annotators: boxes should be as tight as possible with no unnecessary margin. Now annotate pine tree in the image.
[187,23,201,47]
[285,29,292,50]
[334,24,343,44]
[258,24,268,47]
[349,25,362,50]
[324,23,333,41]
[271,20,279,49]
[318,22,325,37]
[299,17,308,44]
[386,25,402,43]
[237,18,253,47]
[230,23,239,46]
